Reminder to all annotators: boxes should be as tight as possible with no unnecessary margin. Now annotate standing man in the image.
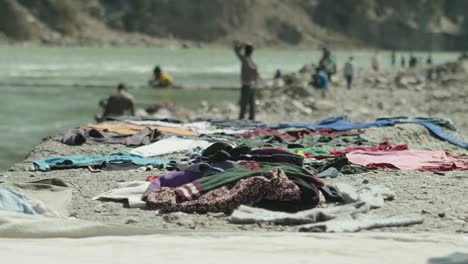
[401,55,406,67]
[391,50,396,67]
[371,51,380,72]
[344,56,355,90]
[233,41,259,120]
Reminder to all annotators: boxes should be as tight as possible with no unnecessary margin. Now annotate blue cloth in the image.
[271,116,467,149]
[0,186,35,214]
[33,152,175,171]
[316,70,329,89]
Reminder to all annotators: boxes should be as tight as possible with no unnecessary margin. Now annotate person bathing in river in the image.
[149,66,173,88]
[96,83,135,122]
[233,41,260,121]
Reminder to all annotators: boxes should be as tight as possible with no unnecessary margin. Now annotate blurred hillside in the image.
[1,0,467,49]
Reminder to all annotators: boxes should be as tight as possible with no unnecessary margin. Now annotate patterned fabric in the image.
[172,161,322,202]
[145,168,302,214]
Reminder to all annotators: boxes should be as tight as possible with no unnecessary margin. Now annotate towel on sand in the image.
[230,183,423,232]
[92,181,149,208]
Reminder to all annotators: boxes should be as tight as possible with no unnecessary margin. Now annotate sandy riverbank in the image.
[1,60,467,235]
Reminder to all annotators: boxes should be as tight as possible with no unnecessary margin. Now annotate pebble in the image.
[125,219,138,224]
[438,213,446,218]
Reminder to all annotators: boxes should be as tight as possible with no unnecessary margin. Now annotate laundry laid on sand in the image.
[2,114,461,239]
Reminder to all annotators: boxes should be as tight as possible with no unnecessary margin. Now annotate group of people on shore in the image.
[97,44,445,122]
[391,51,433,68]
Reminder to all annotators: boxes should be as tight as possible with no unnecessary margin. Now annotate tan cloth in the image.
[86,122,197,136]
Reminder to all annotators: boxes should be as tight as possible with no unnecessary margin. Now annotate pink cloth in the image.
[313,142,408,159]
[346,150,468,171]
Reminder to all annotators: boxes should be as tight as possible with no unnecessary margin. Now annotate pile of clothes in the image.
[24,115,468,232]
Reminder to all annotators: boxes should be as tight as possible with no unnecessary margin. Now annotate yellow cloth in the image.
[86,123,197,136]
[159,72,173,87]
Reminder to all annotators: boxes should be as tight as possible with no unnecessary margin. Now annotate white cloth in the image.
[92,181,149,208]
[128,120,250,135]
[130,136,212,157]
[128,120,212,132]
[0,230,466,264]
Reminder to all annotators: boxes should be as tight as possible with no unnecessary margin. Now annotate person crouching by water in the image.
[233,41,260,120]
[311,67,329,98]
[96,83,135,122]
[149,66,173,88]
[344,56,355,90]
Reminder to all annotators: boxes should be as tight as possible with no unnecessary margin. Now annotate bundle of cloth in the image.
[141,143,330,214]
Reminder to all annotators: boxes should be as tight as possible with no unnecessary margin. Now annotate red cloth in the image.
[146,175,160,182]
[312,142,408,159]
[346,150,468,171]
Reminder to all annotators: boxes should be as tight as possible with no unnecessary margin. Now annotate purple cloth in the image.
[143,162,234,197]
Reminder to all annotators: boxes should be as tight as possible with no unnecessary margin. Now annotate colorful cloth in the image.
[33,152,173,171]
[86,122,197,136]
[346,150,468,171]
[270,116,467,149]
[145,167,301,214]
[172,161,322,202]
[143,161,234,197]
[288,147,330,157]
[237,128,361,141]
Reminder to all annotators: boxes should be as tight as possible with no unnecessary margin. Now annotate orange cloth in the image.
[86,123,197,136]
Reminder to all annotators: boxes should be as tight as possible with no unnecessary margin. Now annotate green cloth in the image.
[288,147,330,156]
[176,162,323,201]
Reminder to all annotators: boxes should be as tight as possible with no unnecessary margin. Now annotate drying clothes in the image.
[193,118,267,129]
[201,144,304,166]
[143,161,235,197]
[92,181,149,208]
[230,183,395,225]
[327,142,408,157]
[346,150,468,171]
[130,136,212,157]
[103,116,183,123]
[2,179,73,217]
[169,161,323,203]
[54,127,162,146]
[127,120,212,132]
[230,184,422,232]
[33,152,174,171]
[238,128,361,141]
[270,115,467,149]
[86,122,197,136]
[308,142,408,159]
[298,214,423,233]
[288,147,330,157]
[0,186,35,215]
[145,167,302,214]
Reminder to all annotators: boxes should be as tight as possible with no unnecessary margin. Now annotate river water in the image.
[0,46,458,169]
